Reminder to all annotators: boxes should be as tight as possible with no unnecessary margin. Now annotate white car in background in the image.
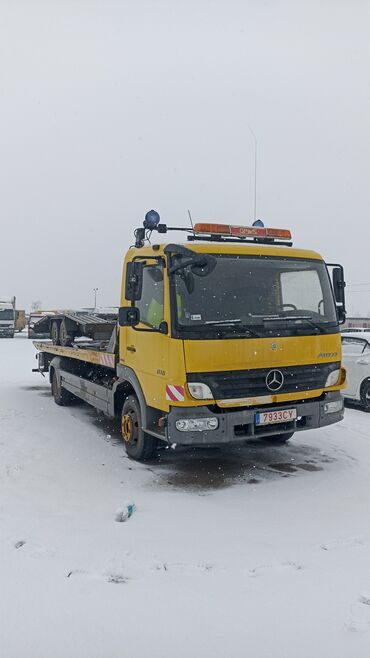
[341,327,369,333]
[341,332,370,410]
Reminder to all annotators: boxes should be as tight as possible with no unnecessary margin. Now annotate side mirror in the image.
[327,263,346,324]
[119,307,140,327]
[332,266,345,305]
[125,262,143,301]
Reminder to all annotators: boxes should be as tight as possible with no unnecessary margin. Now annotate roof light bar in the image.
[193,223,292,241]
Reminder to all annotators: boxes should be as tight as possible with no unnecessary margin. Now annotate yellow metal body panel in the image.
[183,334,341,372]
[118,241,343,414]
[33,341,116,369]
[120,329,186,410]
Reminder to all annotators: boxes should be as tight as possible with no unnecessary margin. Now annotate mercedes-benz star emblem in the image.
[266,369,284,392]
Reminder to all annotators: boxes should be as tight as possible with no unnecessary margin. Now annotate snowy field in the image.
[1,334,370,658]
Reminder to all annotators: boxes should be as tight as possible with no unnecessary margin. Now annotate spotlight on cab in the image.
[144,210,161,230]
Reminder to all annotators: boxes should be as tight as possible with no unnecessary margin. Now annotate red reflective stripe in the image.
[166,385,185,401]
[174,386,185,399]
[166,386,177,401]
[100,354,115,368]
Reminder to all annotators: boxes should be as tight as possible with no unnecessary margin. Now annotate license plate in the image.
[255,408,297,426]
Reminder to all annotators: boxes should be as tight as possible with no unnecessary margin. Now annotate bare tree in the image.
[30,300,42,312]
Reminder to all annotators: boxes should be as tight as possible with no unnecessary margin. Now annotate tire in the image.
[51,322,60,345]
[360,380,370,411]
[259,431,295,445]
[121,395,157,461]
[51,370,74,406]
[59,320,73,347]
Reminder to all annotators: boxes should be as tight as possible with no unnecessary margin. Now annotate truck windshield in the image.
[0,309,14,320]
[172,255,338,339]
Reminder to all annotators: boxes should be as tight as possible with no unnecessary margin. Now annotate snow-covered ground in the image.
[1,335,370,657]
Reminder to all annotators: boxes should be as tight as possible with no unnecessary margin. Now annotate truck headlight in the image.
[324,399,344,414]
[187,383,214,400]
[175,417,219,432]
[325,369,340,387]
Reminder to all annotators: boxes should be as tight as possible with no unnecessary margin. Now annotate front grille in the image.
[187,362,340,400]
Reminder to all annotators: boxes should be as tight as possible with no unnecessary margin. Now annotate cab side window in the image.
[136,265,164,329]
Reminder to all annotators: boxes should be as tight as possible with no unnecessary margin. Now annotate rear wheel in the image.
[259,431,294,445]
[51,370,74,406]
[121,395,157,461]
[59,320,74,347]
[51,322,60,345]
[360,380,370,411]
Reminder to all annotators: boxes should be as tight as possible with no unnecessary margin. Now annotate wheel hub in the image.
[121,413,134,443]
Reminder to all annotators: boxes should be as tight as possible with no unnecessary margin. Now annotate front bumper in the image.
[0,327,14,337]
[166,391,344,445]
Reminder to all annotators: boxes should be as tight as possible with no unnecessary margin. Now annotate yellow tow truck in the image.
[34,211,347,460]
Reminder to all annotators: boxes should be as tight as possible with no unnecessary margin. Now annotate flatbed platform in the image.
[33,341,116,369]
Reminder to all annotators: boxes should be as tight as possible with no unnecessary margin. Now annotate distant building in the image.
[342,317,370,330]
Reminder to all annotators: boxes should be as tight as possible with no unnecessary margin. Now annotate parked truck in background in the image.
[33,211,347,461]
[0,297,16,337]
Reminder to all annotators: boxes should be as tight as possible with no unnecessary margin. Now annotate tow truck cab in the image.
[117,215,346,455]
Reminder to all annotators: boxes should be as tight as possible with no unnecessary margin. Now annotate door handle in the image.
[356,359,369,365]
[127,345,136,353]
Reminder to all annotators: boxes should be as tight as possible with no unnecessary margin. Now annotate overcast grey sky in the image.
[1,0,369,315]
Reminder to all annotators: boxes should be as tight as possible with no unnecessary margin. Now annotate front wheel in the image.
[259,431,294,445]
[360,380,370,411]
[51,370,74,406]
[121,395,157,461]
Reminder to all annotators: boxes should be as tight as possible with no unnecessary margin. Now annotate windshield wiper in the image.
[262,315,328,334]
[202,319,260,337]
[204,319,242,325]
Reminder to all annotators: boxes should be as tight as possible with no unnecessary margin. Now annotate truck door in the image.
[122,260,169,411]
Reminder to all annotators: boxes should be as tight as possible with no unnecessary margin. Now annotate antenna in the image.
[187,209,194,232]
[248,125,257,223]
